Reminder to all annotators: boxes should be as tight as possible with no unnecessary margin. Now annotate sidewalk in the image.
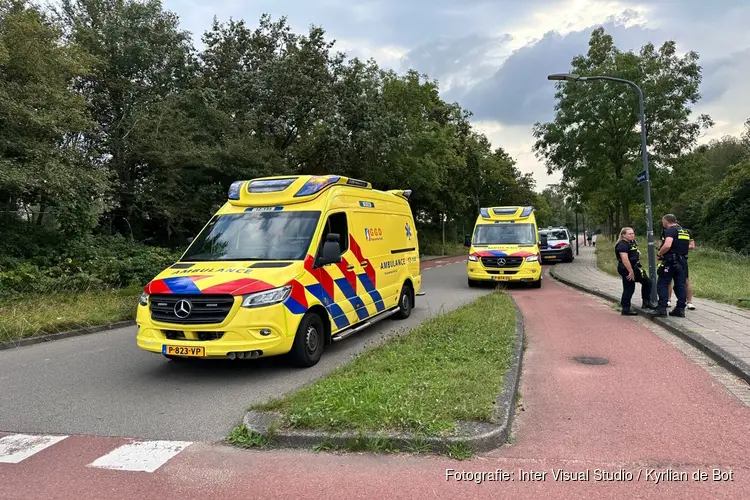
[550,244,750,383]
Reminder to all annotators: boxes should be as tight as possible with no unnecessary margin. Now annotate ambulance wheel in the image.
[530,278,542,288]
[394,283,413,319]
[289,313,325,367]
[468,278,480,288]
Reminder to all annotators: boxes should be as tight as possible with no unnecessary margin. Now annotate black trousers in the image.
[618,263,651,310]
[657,256,688,309]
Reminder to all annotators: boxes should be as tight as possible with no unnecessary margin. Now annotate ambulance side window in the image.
[320,212,349,255]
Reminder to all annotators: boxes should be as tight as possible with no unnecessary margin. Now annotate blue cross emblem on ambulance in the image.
[405,223,412,240]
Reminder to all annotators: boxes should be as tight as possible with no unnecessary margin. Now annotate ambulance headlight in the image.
[468,255,478,262]
[241,286,292,308]
[139,292,149,306]
[525,255,539,262]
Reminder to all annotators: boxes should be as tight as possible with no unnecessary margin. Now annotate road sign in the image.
[636,169,647,184]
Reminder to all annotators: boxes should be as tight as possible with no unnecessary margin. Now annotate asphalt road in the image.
[0,257,489,442]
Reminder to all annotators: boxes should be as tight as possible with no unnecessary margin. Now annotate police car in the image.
[539,226,574,263]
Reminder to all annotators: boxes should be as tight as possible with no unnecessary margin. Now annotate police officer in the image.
[653,214,691,317]
[615,227,655,315]
[660,222,696,309]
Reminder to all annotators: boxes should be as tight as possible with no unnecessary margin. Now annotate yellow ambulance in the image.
[464,206,542,288]
[136,175,422,367]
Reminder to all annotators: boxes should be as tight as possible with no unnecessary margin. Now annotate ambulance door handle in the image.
[360,261,368,267]
[346,265,355,271]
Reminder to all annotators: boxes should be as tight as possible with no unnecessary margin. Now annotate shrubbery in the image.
[0,222,468,299]
[0,233,182,298]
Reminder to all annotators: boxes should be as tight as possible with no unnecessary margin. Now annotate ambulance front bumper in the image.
[467,256,542,283]
[135,300,297,359]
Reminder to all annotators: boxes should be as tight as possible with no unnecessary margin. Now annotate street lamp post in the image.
[547,73,657,304]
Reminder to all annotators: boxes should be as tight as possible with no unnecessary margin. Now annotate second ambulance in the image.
[465,206,543,288]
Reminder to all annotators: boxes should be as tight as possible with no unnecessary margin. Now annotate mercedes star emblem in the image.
[174,299,192,318]
[497,258,506,266]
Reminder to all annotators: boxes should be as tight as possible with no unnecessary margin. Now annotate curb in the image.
[549,266,750,385]
[241,295,525,455]
[0,320,136,351]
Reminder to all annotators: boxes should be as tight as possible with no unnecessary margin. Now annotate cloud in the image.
[164,0,559,50]
[457,22,664,125]
[399,34,512,97]
[160,0,750,188]
[694,48,750,140]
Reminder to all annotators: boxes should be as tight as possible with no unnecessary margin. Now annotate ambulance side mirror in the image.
[317,234,342,267]
[464,235,471,247]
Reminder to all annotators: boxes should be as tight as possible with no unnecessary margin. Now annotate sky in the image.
[163,0,750,191]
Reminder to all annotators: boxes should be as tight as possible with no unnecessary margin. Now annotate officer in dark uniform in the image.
[615,227,655,315]
[653,214,691,317]
[659,223,695,309]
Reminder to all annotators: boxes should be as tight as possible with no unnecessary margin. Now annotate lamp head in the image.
[547,73,587,82]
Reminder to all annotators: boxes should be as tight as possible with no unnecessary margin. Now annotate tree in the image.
[701,161,750,253]
[1,7,545,265]
[532,27,712,234]
[539,185,576,228]
[659,120,750,240]
[0,0,106,239]
[56,0,196,239]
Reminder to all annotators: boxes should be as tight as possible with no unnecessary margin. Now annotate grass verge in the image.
[0,286,140,343]
[595,235,750,309]
[252,290,517,437]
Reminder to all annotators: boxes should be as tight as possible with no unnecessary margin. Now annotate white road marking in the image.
[0,434,68,463]
[87,440,192,472]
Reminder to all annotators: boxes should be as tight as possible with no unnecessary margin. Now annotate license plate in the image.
[547,255,556,259]
[492,276,510,281]
[163,345,205,357]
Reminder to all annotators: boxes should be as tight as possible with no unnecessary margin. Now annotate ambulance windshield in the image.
[473,223,537,246]
[181,211,321,261]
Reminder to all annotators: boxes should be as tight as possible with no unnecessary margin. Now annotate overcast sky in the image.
[164,0,750,190]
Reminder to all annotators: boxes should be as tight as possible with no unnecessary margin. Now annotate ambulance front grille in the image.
[163,330,225,341]
[149,294,235,325]
[481,256,523,268]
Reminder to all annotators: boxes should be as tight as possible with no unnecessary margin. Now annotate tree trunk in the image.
[614,162,623,234]
[615,199,621,234]
[622,194,630,227]
[36,199,45,226]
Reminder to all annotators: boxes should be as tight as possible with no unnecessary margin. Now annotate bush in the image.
[0,234,183,298]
